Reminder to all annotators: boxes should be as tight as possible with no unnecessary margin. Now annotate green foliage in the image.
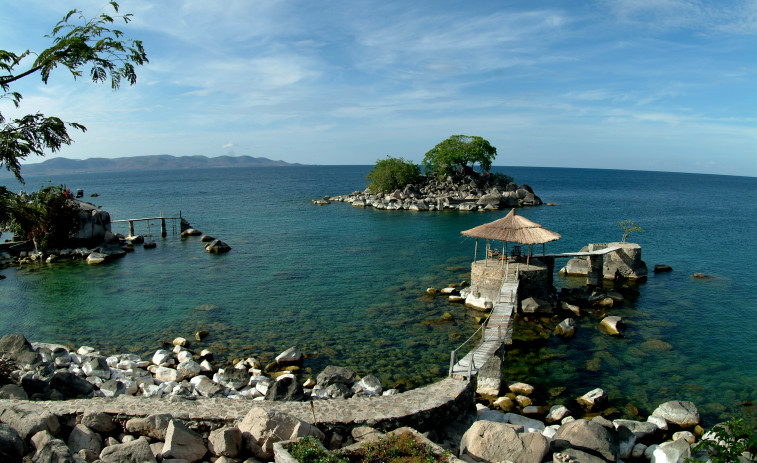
[422,135,497,179]
[688,418,756,463]
[6,184,79,252]
[286,436,348,463]
[366,156,422,194]
[0,1,147,182]
[344,432,447,463]
[617,220,644,242]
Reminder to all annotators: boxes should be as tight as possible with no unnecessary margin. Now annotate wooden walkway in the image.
[449,277,518,379]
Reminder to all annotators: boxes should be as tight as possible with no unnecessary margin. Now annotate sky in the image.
[1,0,755,176]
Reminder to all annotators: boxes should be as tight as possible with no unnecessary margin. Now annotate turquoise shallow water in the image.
[1,166,755,426]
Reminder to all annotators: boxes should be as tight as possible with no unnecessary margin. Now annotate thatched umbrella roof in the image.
[461,209,561,245]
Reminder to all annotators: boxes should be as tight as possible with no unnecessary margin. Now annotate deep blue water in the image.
[1,166,755,426]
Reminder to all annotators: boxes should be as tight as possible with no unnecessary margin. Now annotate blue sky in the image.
[1,0,755,176]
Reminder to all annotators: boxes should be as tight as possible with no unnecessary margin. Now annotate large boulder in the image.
[0,423,25,462]
[238,408,324,460]
[49,372,94,399]
[265,376,304,401]
[460,420,549,463]
[205,239,231,254]
[208,426,243,458]
[81,412,116,434]
[316,365,357,387]
[125,414,174,440]
[554,318,577,338]
[0,407,60,440]
[161,420,207,463]
[553,419,618,462]
[651,438,692,463]
[652,401,700,428]
[521,297,553,314]
[352,374,383,396]
[99,437,157,463]
[67,424,103,455]
[598,316,623,336]
[32,438,77,463]
[275,346,303,366]
[613,419,660,444]
[0,333,40,366]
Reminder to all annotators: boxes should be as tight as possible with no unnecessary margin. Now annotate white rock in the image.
[651,439,692,463]
[177,360,202,379]
[200,359,213,372]
[152,349,172,366]
[546,405,570,424]
[576,388,608,411]
[172,337,188,347]
[508,382,535,396]
[465,293,494,311]
[177,351,193,363]
[673,431,696,444]
[648,415,668,431]
[275,346,303,365]
[141,384,163,398]
[543,425,560,440]
[155,366,184,383]
[476,404,490,417]
[645,444,659,460]
[503,413,546,433]
[161,420,207,462]
[106,356,120,368]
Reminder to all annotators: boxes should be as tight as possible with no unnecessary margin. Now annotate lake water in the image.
[1,166,755,427]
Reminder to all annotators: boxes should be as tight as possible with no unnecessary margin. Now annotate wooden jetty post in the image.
[128,221,135,237]
[113,215,184,238]
[161,218,167,238]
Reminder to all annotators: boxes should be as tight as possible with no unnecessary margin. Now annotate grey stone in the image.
[50,371,95,399]
[190,375,223,397]
[0,406,60,440]
[31,430,55,451]
[214,369,250,390]
[0,333,40,366]
[33,438,81,463]
[352,374,383,396]
[316,365,357,387]
[99,437,157,463]
[521,297,553,314]
[460,420,549,463]
[547,405,571,424]
[161,420,207,463]
[176,360,202,379]
[208,426,242,457]
[475,356,502,396]
[265,376,304,401]
[0,384,29,400]
[576,388,607,412]
[275,346,303,366]
[613,419,660,443]
[81,412,116,433]
[125,414,174,440]
[325,383,351,399]
[82,356,111,380]
[651,438,692,463]
[100,380,126,398]
[553,419,618,462]
[0,423,25,462]
[652,401,700,428]
[68,424,103,455]
[238,408,324,460]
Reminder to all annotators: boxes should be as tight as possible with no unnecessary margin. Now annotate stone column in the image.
[587,254,603,286]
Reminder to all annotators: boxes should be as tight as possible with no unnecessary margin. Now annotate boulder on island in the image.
[205,239,231,254]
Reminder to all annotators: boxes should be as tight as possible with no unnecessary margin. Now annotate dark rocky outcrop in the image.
[326,170,542,211]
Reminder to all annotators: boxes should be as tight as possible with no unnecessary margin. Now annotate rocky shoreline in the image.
[1,333,749,463]
[314,170,544,211]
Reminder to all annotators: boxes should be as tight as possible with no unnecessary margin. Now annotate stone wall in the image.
[559,242,648,281]
[469,260,552,304]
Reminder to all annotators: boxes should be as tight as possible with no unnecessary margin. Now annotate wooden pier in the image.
[449,271,518,379]
[111,215,186,238]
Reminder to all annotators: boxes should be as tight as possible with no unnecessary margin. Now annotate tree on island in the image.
[618,220,644,242]
[423,134,497,179]
[366,156,422,194]
[0,1,147,183]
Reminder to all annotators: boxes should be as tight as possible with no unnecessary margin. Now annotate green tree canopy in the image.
[0,1,147,182]
[422,135,497,178]
[366,156,422,194]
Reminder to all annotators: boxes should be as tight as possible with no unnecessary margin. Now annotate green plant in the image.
[286,436,348,463]
[422,135,497,179]
[1,1,147,182]
[345,432,447,463]
[8,184,79,252]
[617,220,644,242]
[366,156,422,194]
[688,418,756,463]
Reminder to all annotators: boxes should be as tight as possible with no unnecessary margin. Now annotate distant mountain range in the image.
[3,155,299,176]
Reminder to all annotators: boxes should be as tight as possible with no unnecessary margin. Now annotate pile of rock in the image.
[322,171,542,212]
[0,404,326,462]
[180,226,232,254]
[467,382,719,463]
[0,334,391,404]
